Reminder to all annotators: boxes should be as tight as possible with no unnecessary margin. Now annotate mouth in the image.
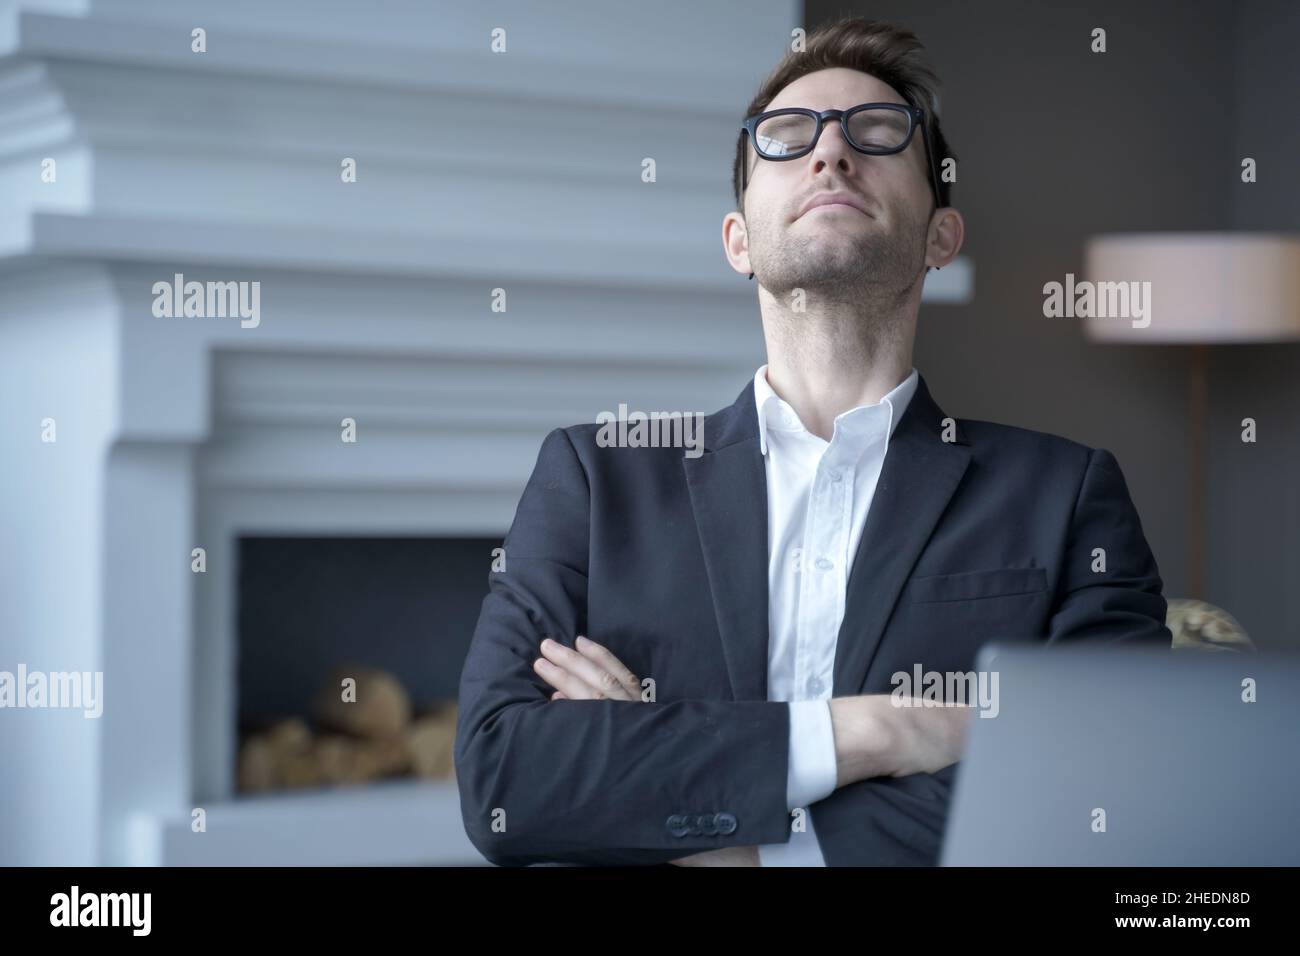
[803,203,867,217]
[796,192,871,221]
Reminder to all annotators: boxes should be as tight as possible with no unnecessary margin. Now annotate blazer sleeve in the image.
[812,765,958,866]
[809,446,1173,866]
[453,427,793,866]
[1045,447,1172,645]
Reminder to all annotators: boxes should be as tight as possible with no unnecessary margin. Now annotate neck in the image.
[758,288,917,441]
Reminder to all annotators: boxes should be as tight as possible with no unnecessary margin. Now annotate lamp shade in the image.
[1082,232,1300,343]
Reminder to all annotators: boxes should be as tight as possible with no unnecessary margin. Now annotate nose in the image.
[809,119,857,180]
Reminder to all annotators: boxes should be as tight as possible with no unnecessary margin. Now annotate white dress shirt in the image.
[753,363,920,866]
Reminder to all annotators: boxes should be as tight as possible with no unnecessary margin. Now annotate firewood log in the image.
[312,665,411,739]
[280,750,325,789]
[264,716,312,757]
[238,737,278,793]
[315,734,355,782]
[405,709,456,778]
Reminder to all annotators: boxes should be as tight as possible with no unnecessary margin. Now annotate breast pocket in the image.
[906,567,1049,604]
[892,567,1052,675]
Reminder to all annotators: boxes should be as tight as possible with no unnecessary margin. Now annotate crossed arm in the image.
[532,634,973,865]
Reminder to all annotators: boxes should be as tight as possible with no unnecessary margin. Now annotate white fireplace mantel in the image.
[0,0,971,866]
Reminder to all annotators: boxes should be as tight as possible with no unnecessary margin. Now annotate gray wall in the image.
[1212,0,1300,652]
[803,0,1298,649]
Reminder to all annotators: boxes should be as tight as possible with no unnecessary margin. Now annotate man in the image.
[453,18,1171,867]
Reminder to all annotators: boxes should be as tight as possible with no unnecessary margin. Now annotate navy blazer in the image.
[454,373,1171,866]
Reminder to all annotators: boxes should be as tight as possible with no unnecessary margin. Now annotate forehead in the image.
[766,67,906,111]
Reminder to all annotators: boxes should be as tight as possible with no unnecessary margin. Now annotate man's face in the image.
[735,67,936,296]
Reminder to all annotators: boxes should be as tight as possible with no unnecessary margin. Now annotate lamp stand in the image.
[1188,343,1208,600]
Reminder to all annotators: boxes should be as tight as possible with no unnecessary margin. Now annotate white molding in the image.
[130,779,481,866]
[21,212,740,286]
[0,56,736,185]
[3,6,755,113]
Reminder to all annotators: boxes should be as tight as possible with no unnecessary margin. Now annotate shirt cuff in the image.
[786,699,838,811]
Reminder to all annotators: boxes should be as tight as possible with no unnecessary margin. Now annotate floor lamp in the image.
[1083,232,1300,600]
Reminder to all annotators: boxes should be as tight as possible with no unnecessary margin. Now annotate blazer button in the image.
[699,813,719,837]
[716,812,738,835]
[666,814,690,838]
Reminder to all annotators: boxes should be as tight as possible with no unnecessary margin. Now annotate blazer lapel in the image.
[683,382,770,702]
[833,373,972,696]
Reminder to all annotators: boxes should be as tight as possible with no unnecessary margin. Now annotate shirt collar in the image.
[753,364,919,457]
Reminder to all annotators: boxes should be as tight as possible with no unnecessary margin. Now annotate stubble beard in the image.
[748,200,930,311]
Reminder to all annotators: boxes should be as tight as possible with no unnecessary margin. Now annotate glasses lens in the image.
[753,113,817,157]
[847,107,912,151]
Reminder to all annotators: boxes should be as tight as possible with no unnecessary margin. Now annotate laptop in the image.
[940,642,1300,865]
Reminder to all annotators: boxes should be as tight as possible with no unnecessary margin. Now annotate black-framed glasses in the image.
[739,102,942,212]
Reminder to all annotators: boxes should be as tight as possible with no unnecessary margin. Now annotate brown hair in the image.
[732,17,954,213]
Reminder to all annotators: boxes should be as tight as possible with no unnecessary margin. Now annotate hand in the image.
[669,845,760,866]
[537,636,761,865]
[885,698,973,778]
[830,695,973,785]
[534,635,644,701]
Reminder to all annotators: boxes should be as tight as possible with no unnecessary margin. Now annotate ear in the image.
[722,210,753,278]
[925,206,965,270]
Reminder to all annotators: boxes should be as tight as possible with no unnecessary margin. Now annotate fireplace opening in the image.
[235,535,494,796]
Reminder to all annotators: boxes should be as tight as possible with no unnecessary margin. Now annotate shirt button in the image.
[790,548,803,572]
[815,557,834,571]
[806,676,824,696]
[828,470,842,483]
